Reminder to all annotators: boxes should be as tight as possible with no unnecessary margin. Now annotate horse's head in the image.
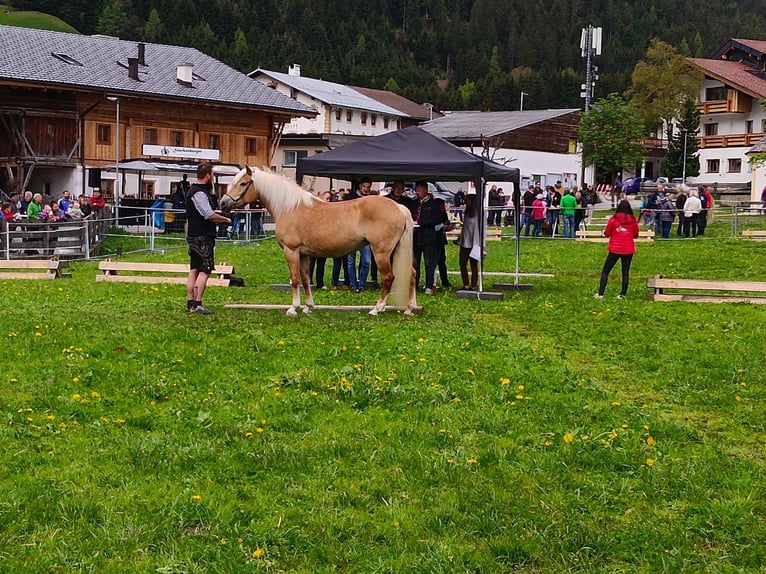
[220,166,258,213]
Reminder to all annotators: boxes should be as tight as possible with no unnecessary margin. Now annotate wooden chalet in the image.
[0,24,315,201]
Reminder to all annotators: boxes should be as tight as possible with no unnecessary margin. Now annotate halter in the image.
[222,177,253,208]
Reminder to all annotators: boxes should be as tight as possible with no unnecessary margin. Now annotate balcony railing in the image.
[695,97,751,115]
[699,133,765,149]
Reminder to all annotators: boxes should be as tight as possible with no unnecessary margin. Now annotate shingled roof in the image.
[420,109,581,140]
[689,58,766,99]
[0,24,315,116]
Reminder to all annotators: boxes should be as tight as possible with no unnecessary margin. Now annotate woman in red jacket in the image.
[595,199,639,299]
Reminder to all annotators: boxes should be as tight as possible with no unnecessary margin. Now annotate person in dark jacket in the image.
[185,162,231,315]
[414,180,449,295]
[594,200,640,299]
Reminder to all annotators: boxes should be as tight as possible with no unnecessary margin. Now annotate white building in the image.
[689,39,766,201]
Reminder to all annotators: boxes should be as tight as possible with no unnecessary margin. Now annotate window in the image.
[208,134,220,150]
[746,120,754,134]
[705,86,726,101]
[762,119,766,133]
[335,109,342,121]
[704,123,718,136]
[706,159,720,173]
[245,138,257,155]
[383,117,390,129]
[283,150,308,167]
[97,124,111,144]
[144,128,157,145]
[361,112,368,126]
[371,114,377,127]
[346,110,353,122]
[728,158,742,173]
[170,131,183,146]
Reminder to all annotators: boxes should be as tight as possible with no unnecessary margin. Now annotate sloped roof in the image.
[689,58,766,99]
[351,86,441,121]
[251,69,404,117]
[747,136,766,154]
[420,109,581,139]
[0,24,314,115]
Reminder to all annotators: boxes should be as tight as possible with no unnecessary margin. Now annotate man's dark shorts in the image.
[187,236,215,274]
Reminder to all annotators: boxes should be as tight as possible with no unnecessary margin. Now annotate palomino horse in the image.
[219,167,417,316]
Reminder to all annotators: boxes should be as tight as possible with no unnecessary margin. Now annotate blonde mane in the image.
[248,168,319,215]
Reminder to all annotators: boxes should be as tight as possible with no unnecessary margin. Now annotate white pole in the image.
[682,129,688,183]
[107,96,120,225]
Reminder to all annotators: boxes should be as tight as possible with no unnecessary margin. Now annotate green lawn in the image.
[1,222,764,572]
[0,8,79,33]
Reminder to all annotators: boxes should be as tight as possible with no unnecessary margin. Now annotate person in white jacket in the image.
[682,187,702,238]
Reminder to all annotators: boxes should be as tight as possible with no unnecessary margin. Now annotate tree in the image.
[579,93,646,182]
[626,38,704,135]
[662,98,700,179]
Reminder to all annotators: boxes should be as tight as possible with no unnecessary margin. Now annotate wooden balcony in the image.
[698,133,765,149]
[695,94,752,114]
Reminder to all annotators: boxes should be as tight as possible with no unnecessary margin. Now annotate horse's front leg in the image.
[300,255,314,313]
[283,248,302,317]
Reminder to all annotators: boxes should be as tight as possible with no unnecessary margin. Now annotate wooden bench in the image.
[96,260,234,286]
[647,275,766,303]
[576,229,654,242]
[741,230,766,241]
[0,259,69,279]
[446,228,503,241]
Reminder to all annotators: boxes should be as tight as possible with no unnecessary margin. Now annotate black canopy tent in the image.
[296,126,522,294]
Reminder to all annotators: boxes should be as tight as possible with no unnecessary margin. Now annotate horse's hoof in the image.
[286,307,298,317]
[403,308,414,316]
[302,306,312,314]
[368,307,379,316]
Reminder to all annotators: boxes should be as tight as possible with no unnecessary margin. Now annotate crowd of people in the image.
[637,183,714,239]
[1,188,106,224]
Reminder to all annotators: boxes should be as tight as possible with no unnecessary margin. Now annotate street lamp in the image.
[520,91,529,111]
[423,102,434,121]
[107,96,120,223]
[681,128,688,183]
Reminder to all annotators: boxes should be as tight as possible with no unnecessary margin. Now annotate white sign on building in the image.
[142,144,220,161]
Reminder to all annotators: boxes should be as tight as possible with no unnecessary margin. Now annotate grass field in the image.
[2,221,765,572]
[0,6,79,33]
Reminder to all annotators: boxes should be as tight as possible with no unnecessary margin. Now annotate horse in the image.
[219,166,417,316]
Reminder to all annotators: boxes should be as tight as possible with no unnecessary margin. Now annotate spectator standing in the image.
[658,193,676,239]
[78,195,93,218]
[414,180,449,295]
[574,188,588,232]
[559,188,578,238]
[547,185,561,235]
[521,184,535,236]
[8,192,20,214]
[184,162,231,315]
[487,184,500,226]
[89,190,106,212]
[19,190,32,214]
[58,190,73,214]
[344,177,373,293]
[697,185,714,236]
[682,187,702,238]
[309,191,331,290]
[675,187,687,236]
[27,193,44,219]
[531,193,546,237]
[595,199,639,299]
[457,194,482,290]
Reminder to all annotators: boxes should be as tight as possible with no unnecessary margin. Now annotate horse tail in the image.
[389,212,414,307]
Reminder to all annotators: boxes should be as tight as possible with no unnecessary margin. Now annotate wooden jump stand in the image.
[647,274,766,304]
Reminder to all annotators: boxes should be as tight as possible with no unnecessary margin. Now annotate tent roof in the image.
[296,126,519,184]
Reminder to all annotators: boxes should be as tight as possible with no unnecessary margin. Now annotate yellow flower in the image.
[72,394,81,401]
[417,337,425,343]
[467,368,475,376]
[611,401,621,407]
[467,458,477,465]
[245,432,253,439]
[252,548,265,559]
[517,384,524,391]
[220,538,227,545]
[191,495,201,502]
[256,427,264,434]
[515,394,524,400]
[72,376,80,383]
[278,340,285,345]
[499,377,510,385]
[646,436,655,446]
[646,458,655,467]
[563,432,574,443]
[10,378,17,383]
[91,391,100,398]
[581,434,590,441]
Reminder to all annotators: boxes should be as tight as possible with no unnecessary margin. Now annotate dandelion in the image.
[499,377,510,385]
[646,458,655,467]
[72,376,80,383]
[35,332,41,337]
[261,419,267,426]
[419,357,426,363]
[310,391,318,396]
[10,378,17,383]
[220,538,227,545]
[452,397,462,403]
[245,432,253,439]
[447,458,455,464]
[515,394,524,400]
[256,427,264,434]
[191,495,201,502]
[72,393,81,401]
[467,458,478,465]
[417,337,425,343]
[91,391,100,398]
[581,434,590,441]
[612,401,621,407]
[278,340,285,345]
[622,424,629,429]
[563,432,574,443]
[643,425,650,431]
[735,396,741,402]
[467,368,475,376]
[252,549,265,559]
[646,436,655,446]
[517,384,524,391]
[47,415,55,421]
[544,440,552,447]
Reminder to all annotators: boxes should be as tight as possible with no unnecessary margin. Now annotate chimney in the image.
[128,57,139,80]
[177,62,194,87]
[288,63,301,76]
[137,43,146,65]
